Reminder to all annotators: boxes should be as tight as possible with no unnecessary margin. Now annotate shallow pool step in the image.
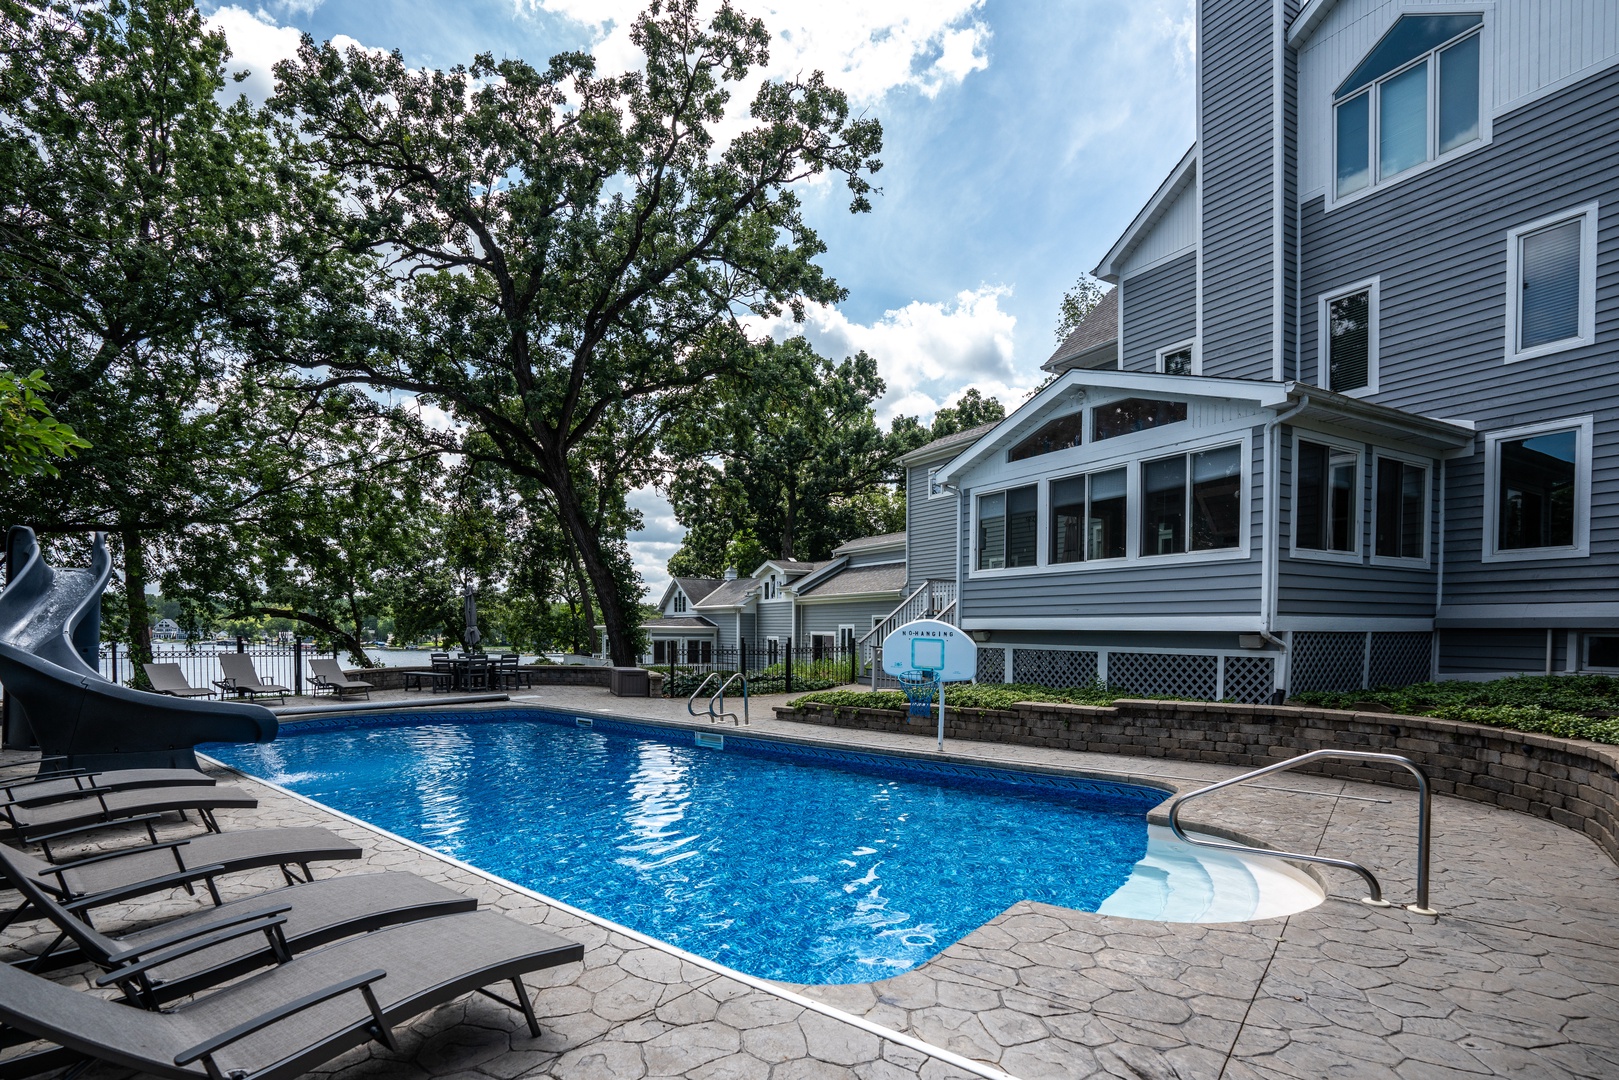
[1096,826,1322,923]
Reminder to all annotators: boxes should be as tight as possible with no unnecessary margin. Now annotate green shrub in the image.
[790,682,1120,712]
[1289,674,1619,746]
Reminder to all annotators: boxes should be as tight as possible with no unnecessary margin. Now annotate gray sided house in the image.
[918,0,1619,699]
[638,535,909,669]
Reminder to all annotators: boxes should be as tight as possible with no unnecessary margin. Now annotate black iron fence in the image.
[647,639,866,697]
[99,639,342,697]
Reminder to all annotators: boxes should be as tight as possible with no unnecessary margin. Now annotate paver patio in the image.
[6,684,1617,1078]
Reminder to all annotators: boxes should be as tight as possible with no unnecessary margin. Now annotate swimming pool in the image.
[206,709,1168,983]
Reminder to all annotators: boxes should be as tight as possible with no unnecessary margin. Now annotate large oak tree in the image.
[270,0,882,664]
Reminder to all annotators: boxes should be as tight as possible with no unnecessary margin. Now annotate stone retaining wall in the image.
[774,698,1619,863]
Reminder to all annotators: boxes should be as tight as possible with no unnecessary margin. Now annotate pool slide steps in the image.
[1098,826,1324,923]
[0,527,275,772]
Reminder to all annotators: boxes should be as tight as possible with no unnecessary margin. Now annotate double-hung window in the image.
[672,592,687,614]
[1506,204,1598,362]
[1319,279,1378,394]
[1373,455,1427,561]
[977,485,1037,570]
[1141,445,1242,557]
[1050,468,1127,564]
[1484,418,1592,562]
[1295,439,1359,555]
[1334,15,1482,199]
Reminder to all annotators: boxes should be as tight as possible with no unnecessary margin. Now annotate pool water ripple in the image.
[209,713,1162,983]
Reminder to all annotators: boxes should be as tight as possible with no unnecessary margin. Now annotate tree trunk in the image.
[258,607,370,669]
[563,539,597,656]
[550,470,634,665]
[121,527,154,688]
[781,483,797,561]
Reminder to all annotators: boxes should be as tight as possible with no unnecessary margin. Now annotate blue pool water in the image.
[206,710,1164,984]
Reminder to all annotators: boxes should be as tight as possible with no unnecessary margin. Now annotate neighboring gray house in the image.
[638,535,908,667]
[913,1,1619,700]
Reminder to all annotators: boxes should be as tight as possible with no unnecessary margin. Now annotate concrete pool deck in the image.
[9,686,1619,1079]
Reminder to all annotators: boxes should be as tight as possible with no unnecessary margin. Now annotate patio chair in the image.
[144,663,216,699]
[0,911,583,1080]
[492,653,528,690]
[0,759,213,809]
[0,783,258,841]
[307,659,373,700]
[216,653,292,704]
[0,844,476,1004]
[0,825,363,926]
[407,652,455,693]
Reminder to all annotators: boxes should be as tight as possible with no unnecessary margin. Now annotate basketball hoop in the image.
[898,669,940,719]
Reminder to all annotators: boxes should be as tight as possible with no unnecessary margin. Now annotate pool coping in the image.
[197,749,1025,1080]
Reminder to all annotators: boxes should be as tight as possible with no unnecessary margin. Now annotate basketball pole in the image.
[937,679,945,752]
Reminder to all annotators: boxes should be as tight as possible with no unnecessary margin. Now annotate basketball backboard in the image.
[881,619,976,682]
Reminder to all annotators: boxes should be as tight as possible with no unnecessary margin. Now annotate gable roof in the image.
[1093,146,1197,283]
[1288,0,1341,46]
[898,420,1003,466]
[1042,287,1118,373]
[673,577,723,604]
[692,577,754,610]
[795,561,908,601]
[832,532,906,556]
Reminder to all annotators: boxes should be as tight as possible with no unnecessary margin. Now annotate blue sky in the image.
[205,0,1197,600]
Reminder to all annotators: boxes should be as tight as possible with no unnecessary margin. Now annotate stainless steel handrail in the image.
[686,673,724,718]
[1165,749,1436,915]
[709,672,748,726]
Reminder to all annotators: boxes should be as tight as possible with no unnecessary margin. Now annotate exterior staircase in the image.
[859,579,957,688]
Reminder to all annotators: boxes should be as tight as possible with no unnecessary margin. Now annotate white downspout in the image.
[1261,395,1310,660]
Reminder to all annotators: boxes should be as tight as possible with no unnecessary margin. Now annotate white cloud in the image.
[206,6,303,103]
[626,484,683,603]
[752,285,1037,423]
[521,0,990,103]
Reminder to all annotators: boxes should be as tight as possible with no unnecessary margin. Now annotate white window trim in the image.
[1584,634,1619,673]
[1504,202,1599,364]
[838,623,856,647]
[1325,18,1491,212]
[968,432,1253,577]
[671,591,687,614]
[1482,416,1593,563]
[1369,448,1432,568]
[1047,466,1130,569]
[1155,338,1199,376]
[1290,430,1364,565]
[1316,277,1380,397]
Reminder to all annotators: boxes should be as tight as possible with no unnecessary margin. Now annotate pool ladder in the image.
[688,672,748,725]
[1166,749,1437,915]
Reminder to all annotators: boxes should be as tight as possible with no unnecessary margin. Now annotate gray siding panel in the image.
[797,599,895,639]
[1200,0,1278,378]
[1300,63,1619,618]
[906,462,958,583]
[1438,629,1546,675]
[1120,253,1197,371]
[756,602,792,641]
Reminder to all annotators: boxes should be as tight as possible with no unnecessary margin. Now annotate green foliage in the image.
[0,366,89,476]
[1053,274,1108,345]
[792,682,1120,711]
[886,389,1008,468]
[270,0,883,662]
[657,666,839,698]
[1292,675,1619,745]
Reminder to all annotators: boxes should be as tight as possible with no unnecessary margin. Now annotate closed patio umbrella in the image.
[463,585,481,650]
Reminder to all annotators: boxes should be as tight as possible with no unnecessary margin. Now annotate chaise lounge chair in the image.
[216,653,292,704]
[0,911,583,1080]
[145,662,217,699]
[0,756,214,807]
[308,659,373,700]
[2,824,363,921]
[0,783,258,841]
[0,845,477,1004]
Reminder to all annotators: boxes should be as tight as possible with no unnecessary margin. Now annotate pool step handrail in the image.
[708,673,748,726]
[1165,749,1436,915]
[686,672,748,725]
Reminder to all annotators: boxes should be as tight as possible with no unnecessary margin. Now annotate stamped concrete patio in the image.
[9,685,1619,1079]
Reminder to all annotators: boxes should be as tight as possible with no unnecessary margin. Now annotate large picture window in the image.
[1334,15,1482,199]
[1142,445,1242,557]
[1484,418,1591,562]
[1007,411,1084,462]
[1050,468,1127,564]
[1296,439,1358,554]
[1374,456,1427,561]
[1506,204,1598,362]
[977,485,1038,570]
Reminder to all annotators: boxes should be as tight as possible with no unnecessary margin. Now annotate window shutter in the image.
[1520,221,1583,349]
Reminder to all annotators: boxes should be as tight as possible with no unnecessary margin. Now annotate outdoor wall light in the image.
[1237,634,1265,649]
[969,630,993,643]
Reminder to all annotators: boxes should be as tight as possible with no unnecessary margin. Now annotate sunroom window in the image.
[1334,15,1482,198]
[1296,440,1358,553]
[1093,398,1187,442]
[1142,445,1242,557]
[977,485,1037,570]
[1050,468,1127,564]
[1007,411,1084,462]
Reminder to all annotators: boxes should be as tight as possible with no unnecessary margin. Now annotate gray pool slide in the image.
[0,527,275,773]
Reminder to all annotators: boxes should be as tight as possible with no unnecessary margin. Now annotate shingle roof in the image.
[795,561,908,599]
[899,420,1003,465]
[673,577,723,604]
[1042,288,1118,372]
[771,560,824,574]
[640,616,718,630]
[832,532,905,555]
[692,577,754,610]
